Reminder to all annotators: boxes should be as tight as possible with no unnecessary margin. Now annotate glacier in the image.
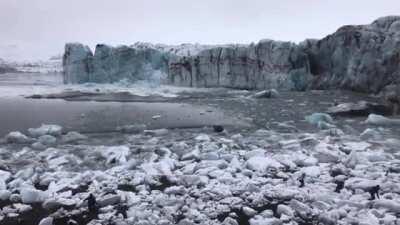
[63,16,400,94]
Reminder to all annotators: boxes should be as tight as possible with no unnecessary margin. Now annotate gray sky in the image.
[1,0,400,61]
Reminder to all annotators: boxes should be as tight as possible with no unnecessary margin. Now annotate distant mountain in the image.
[13,60,62,74]
[0,58,17,74]
[0,56,62,74]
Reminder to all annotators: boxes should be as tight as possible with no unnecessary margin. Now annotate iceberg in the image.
[365,114,400,126]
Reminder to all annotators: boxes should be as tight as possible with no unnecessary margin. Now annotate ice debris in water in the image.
[100,145,130,164]
[5,131,32,144]
[38,217,53,225]
[61,131,87,143]
[20,188,48,204]
[0,121,400,225]
[252,89,279,98]
[38,135,57,146]
[305,113,335,129]
[116,124,147,134]
[28,124,63,137]
[365,113,400,126]
[360,128,383,140]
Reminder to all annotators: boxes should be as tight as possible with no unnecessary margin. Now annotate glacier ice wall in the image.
[63,16,400,93]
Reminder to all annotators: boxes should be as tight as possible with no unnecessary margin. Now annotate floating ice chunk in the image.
[231,133,243,140]
[20,188,48,204]
[0,170,11,190]
[101,145,130,165]
[305,113,334,125]
[181,149,200,161]
[222,217,239,225]
[274,121,299,133]
[278,139,301,150]
[357,211,380,225]
[343,141,371,152]
[117,124,147,134]
[313,142,340,163]
[13,203,32,213]
[31,142,47,150]
[300,166,321,177]
[42,198,75,211]
[0,170,11,182]
[276,204,294,217]
[258,210,274,218]
[326,101,389,117]
[364,151,392,162]
[373,200,400,213]
[385,138,400,149]
[274,155,297,169]
[244,149,265,160]
[345,178,379,191]
[317,121,336,130]
[229,156,242,171]
[141,158,176,177]
[170,141,189,157]
[42,199,63,211]
[5,131,32,144]
[9,194,21,202]
[144,129,169,136]
[344,151,369,168]
[7,213,19,218]
[38,217,53,225]
[252,89,279,98]
[61,131,87,143]
[194,160,228,171]
[47,156,69,169]
[365,114,400,126]
[181,175,208,187]
[0,190,11,200]
[290,199,313,218]
[98,194,121,207]
[360,128,382,140]
[141,163,159,176]
[152,115,162,120]
[246,156,283,172]
[200,152,219,160]
[292,154,318,167]
[164,186,186,195]
[156,158,176,176]
[28,124,63,137]
[317,213,338,225]
[146,137,159,145]
[38,135,57,146]
[195,134,211,142]
[242,206,257,217]
[249,216,281,225]
[254,129,274,136]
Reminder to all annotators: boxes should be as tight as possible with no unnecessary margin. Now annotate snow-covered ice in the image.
[0,120,399,225]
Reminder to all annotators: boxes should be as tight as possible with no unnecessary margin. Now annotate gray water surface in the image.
[0,97,243,136]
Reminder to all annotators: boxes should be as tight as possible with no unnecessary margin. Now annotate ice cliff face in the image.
[63,43,173,84]
[168,40,312,90]
[304,16,400,93]
[63,43,93,83]
[63,16,400,92]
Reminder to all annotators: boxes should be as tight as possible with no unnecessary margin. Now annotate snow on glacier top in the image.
[130,42,250,56]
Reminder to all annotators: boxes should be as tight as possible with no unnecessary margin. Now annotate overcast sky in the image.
[1,0,400,61]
